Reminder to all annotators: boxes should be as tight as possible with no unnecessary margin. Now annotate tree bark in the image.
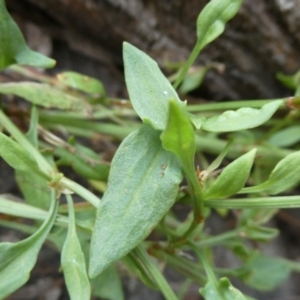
[6,0,300,100]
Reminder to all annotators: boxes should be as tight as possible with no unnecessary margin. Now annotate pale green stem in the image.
[133,245,179,300]
[205,195,300,209]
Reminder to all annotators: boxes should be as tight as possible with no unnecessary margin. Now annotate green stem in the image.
[0,109,53,175]
[123,253,158,290]
[60,177,100,207]
[196,135,292,163]
[194,229,239,248]
[133,245,179,300]
[0,109,100,209]
[190,244,218,285]
[186,99,286,112]
[205,195,300,209]
[172,164,204,246]
[0,196,88,229]
[153,249,206,283]
[41,118,136,140]
[173,42,202,89]
[8,65,54,84]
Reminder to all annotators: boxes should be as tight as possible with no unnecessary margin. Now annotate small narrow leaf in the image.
[173,0,243,88]
[179,66,210,94]
[122,254,158,290]
[206,138,233,174]
[0,132,47,178]
[204,149,256,200]
[242,225,279,242]
[57,71,106,96]
[91,265,124,300]
[0,82,90,113]
[201,101,282,132]
[268,125,300,147]
[123,42,183,130]
[200,277,247,300]
[161,100,204,221]
[241,151,300,195]
[61,195,91,300]
[196,0,244,48]
[0,190,58,298]
[55,144,109,182]
[276,70,300,90]
[161,100,195,167]
[89,124,182,278]
[241,253,291,291]
[26,106,39,148]
[0,0,55,70]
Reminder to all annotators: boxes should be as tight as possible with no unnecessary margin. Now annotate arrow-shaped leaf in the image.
[89,124,182,278]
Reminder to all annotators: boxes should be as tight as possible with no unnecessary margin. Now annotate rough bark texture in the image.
[7,0,300,100]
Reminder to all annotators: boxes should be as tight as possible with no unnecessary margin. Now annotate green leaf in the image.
[205,138,234,176]
[241,253,291,291]
[132,245,178,300]
[0,82,90,113]
[0,132,47,178]
[123,42,183,130]
[15,106,52,209]
[61,195,91,300]
[200,277,247,300]
[0,0,55,70]
[122,254,158,290]
[204,149,256,200]
[161,100,195,168]
[189,114,202,130]
[16,171,52,210]
[179,66,210,94]
[197,0,243,47]
[241,150,300,195]
[161,100,204,222]
[242,225,279,242]
[57,71,106,96]
[26,105,39,147]
[55,143,109,182]
[276,70,300,90]
[173,0,243,88]
[268,125,300,147]
[91,265,124,300]
[201,101,282,132]
[0,190,58,298]
[89,124,182,278]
